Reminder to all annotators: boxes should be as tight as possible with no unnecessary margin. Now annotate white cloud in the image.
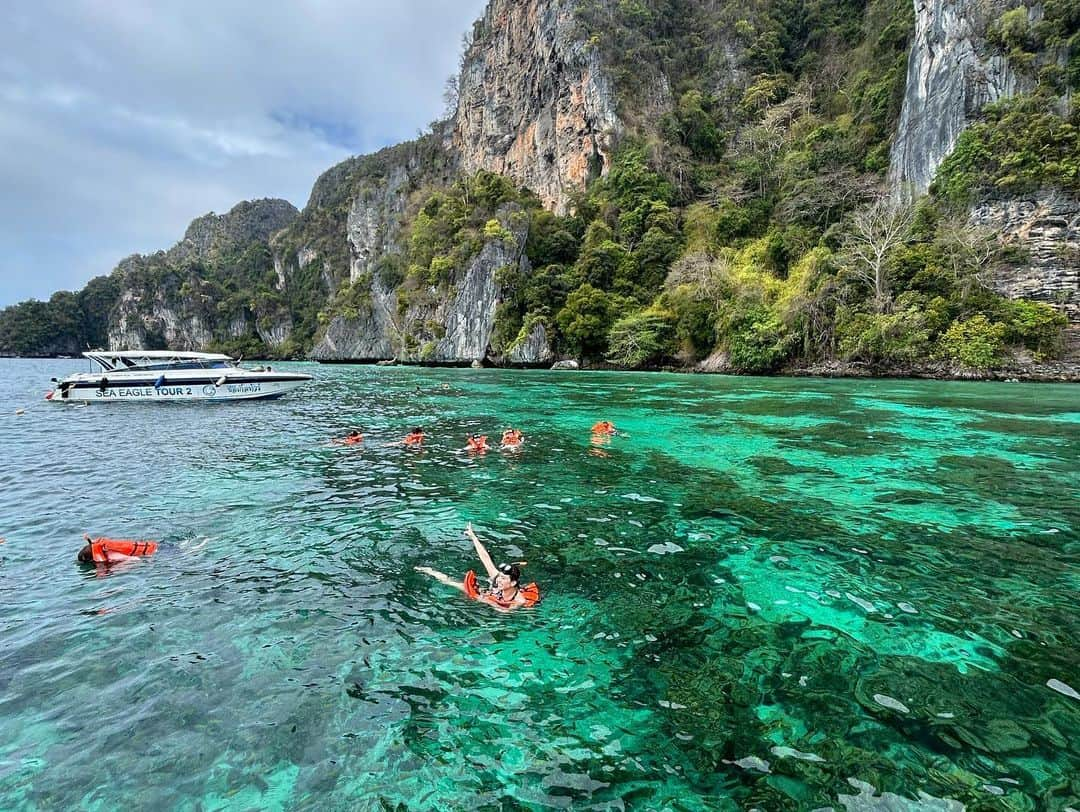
[0,0,488,305]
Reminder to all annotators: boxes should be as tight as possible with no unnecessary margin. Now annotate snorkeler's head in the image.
[411,427,422,435]
[496,562,521,586]
[77,544,93,563]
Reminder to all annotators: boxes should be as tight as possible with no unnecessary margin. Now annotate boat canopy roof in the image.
[84,350,234,371]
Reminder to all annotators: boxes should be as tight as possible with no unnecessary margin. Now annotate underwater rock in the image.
[872,693,911,714]
[951,718,1032,754]
[770,745,825,763]
[838,778,964,811]
[1046,678,1079,701]
[730,755,771,773]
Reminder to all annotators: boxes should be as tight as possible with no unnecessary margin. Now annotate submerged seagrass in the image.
[0,359,1077,808]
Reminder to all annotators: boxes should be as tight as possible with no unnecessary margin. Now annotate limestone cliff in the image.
[303,0,618,362]
[7,0,1076,374]
[270,137,456,353]
[312,205,533,363]
[452,0,621,213]
[107,199,298,351]
[971,191,1080,327]
[888,0,1037,198]
[171,199,300,265]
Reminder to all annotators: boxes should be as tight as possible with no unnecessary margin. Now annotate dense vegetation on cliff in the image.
[1,0,1074,369]
[0,200,298,358]
[357,0,1071,371]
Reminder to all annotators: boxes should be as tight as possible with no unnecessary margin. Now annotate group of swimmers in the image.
[333,422,616,451]
[77,418,621,612]
[332,426,528,452]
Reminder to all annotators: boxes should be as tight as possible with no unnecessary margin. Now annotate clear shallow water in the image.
[1,358,1077,810]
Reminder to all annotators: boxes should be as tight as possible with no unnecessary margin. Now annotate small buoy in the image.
[15,409,25,415]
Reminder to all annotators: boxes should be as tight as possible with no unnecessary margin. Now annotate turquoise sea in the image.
[0,358,1077,810]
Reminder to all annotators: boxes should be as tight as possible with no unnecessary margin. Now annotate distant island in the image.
[2,0,1077,381]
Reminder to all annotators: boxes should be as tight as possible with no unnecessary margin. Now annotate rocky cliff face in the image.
[109,289,212,351]
[887,0,1036,198]
[306,0,619,362]
[452,0,620,213]
[971,191,1080,325]
[310,281,397,361]
[312,207,532,363]
[171,199,299,264]
[106,199,298,351]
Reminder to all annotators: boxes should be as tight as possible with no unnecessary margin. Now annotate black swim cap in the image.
[497,562,521,584]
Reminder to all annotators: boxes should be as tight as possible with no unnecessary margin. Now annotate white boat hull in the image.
[48,372,311,403]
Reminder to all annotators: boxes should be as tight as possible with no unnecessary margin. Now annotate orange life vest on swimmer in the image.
[90,538,158,563]
[341,434,363,445]
[463,570,540,608]
[404,432,424,447]
[591,421,615,435]
[467,435,488,451]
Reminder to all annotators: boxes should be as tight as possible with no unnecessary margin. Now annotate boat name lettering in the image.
[94,386,195,398]
[227,383,262,393]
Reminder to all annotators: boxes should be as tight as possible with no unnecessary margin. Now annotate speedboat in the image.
[46,350,313,403]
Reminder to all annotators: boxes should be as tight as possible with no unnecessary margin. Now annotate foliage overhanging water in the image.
[1,359,1077,810]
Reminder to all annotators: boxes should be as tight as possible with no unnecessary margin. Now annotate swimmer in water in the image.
[465,433,489,453]
[415,523,540,612]
[77,534,158,565]
[386,427,425,447]
[591,420,617,436]
[333,429,364,445]
[500,428,523,449]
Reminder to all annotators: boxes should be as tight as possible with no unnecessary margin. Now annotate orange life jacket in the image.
[467,435,489,451]
[404,433,424,447]
[341,435,363,445]
[591,421,615,435]
[463,569,540,608]
[91,538,158,563]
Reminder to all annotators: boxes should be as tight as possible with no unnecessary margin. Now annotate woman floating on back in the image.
[415,523,540,612]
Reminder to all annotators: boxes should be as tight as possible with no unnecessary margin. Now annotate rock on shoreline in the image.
[787,359,1080,383]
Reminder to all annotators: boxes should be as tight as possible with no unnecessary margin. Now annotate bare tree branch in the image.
[839,197,914,313]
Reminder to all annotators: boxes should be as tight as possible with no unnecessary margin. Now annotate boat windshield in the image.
[87,353,234,372]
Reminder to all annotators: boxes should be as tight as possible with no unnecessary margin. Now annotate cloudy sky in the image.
[0,0,488,307]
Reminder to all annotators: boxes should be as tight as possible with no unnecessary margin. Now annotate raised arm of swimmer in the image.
[466,522,498,579]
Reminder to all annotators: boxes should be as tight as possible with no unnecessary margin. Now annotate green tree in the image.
[606,308,676,367]
[938,314,1007,368]
[556,284,627,358]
